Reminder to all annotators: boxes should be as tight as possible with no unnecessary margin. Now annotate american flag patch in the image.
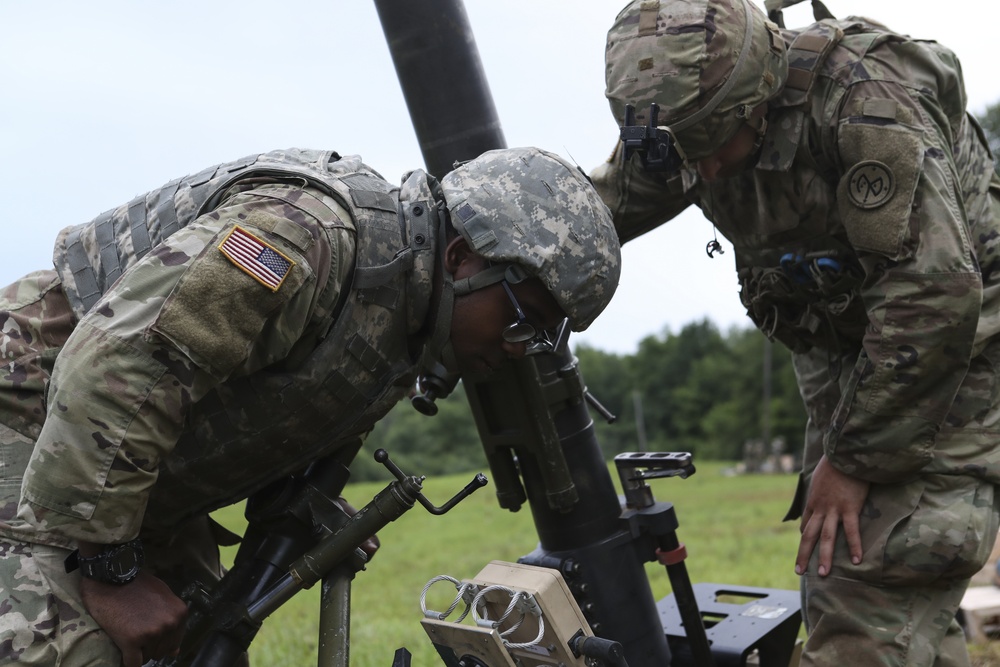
[218,226,294,291]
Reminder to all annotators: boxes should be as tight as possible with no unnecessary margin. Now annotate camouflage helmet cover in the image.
[605,0,788,161]
[440,147,621,331]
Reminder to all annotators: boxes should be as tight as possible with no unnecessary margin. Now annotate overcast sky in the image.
[2,1,998,354]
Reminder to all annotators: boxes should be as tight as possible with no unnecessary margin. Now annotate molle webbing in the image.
[782,22,843,107]
[344,171,415,293]
[63,226,103,311]
[155,179,183,241]
[638,0,659,37]
[128,194,153,260]
[95,209,123,290]
[58,150,410,317]
[755,20,844,173]
[764,0,835,28]
[352,250,413,290]
[63,154,262,313]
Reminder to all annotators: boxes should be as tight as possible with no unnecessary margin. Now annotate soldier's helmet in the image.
[439,147,621,331]
[605,0,788,161]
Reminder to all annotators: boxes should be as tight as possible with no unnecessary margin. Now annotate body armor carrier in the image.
[53,149,441,528]
[689,21,886,356]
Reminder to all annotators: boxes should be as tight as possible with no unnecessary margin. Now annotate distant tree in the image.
[691,328,768,459]
[615,323,806,462]
[575,345,638,455]
[629,320,729,450]
[361,383,484,481]
[359,320,811,478]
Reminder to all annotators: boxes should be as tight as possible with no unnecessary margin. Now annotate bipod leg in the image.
[318,564,355,667]
[658,533,715,667]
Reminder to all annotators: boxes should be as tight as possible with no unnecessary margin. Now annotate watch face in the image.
[80,540,144,584]
[107,543,143,582]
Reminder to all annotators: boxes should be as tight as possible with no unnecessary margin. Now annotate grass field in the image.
[209,461,1000,666]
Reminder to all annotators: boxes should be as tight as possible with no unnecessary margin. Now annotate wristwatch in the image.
[65,538,144,585]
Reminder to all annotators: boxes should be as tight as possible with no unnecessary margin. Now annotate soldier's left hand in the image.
[795,455,870,577]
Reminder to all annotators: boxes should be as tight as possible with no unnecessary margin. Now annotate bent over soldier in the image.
[593,0,1000,664]
[0,146,621,665]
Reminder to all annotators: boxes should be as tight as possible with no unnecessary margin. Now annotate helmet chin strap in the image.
[420,207,461,373]
[735,102,769,160]
[418,195,525,379]
[452,263,509,296]
[417,209,512,375]
[435,263,513,371]
[410,203,529,414]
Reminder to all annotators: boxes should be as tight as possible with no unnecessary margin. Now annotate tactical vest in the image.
[684,20,891,355]
[53,149,441,528]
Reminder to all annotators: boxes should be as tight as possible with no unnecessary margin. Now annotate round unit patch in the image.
[846,160,895,209]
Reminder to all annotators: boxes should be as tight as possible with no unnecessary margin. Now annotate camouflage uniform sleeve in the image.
[589,141,692,243]
[823,65,981,484]
[17,184,356,544]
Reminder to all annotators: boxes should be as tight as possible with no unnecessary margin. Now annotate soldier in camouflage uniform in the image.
[593,0,1000,664]
[0,146,621,665]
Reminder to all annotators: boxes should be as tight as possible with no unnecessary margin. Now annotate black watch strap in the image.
[65,538,144,585]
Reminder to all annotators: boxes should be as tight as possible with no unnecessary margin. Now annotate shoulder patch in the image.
[836,122,923,259]
[845,160,895,209]
[151,224,310,379]
[218,226,295,291]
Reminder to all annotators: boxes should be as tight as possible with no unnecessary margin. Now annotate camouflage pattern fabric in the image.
[440,147,621,331]
[52,148,352,318]
[2,183,358,548]
[594,6,1000,665]
[0,183,357,662]
[0,540,118,665]
[135,175,425,531]
[593,16,1000,486]
[0,273,229,664]
[799,473,999,666]
[0,517,226,665]
[604,0,788,160]
[0,271,76,523]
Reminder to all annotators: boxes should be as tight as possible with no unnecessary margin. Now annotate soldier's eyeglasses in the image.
[500,280,543,344]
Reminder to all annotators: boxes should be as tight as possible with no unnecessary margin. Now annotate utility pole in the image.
[762,337,772,454]
[632,390,648,452]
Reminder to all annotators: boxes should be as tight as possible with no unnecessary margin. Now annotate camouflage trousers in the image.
[790,347,1000,666]
[799,473,999,666]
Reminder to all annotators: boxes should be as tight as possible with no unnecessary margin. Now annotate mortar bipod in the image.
[168,449,487,667]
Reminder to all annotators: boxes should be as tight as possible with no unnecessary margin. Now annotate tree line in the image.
[355,321,803,482]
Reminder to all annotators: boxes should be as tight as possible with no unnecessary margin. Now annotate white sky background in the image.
[2,1,998,355]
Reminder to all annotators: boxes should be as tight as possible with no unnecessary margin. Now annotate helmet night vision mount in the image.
[620,103,686,173]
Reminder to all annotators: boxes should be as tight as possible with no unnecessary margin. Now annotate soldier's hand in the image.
[795,455,869,577]
[79,570,188,667]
